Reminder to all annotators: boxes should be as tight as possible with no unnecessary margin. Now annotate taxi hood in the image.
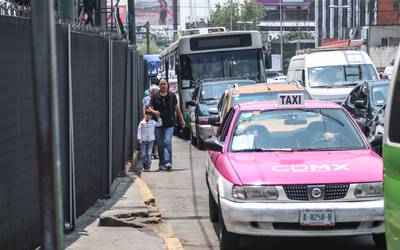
[227,150,382,185]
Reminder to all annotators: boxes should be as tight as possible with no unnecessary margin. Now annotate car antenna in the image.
[265,77,271,91]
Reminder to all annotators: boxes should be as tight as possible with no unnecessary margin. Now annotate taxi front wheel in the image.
[219,207,240,250]
[372,233,386,248]
[208,190,219,222]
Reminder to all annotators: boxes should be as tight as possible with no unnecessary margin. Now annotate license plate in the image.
[300,209,335,226]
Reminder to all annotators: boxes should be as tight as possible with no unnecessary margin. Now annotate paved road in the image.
[141,138,385,250]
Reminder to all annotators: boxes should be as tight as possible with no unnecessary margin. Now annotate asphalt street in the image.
[141,137,386,250]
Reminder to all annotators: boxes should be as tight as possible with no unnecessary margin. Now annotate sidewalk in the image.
[64,170,166,250]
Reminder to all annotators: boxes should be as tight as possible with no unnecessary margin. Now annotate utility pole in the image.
[128,0,136,46]
[58,0,74,20]
[173,0,178,41]
[31,0,64,249]
[330,0,334,38]
[315,0,319,47]
[279,0,283,72]
[230,1,233,31]
[146,21,150,54]
[338,0,343,38]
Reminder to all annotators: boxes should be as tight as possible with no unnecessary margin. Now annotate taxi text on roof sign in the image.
[277,93,305,106]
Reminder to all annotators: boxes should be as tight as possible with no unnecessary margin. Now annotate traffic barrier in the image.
[0,15,146,250]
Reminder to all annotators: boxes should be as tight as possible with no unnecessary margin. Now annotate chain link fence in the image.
[0,13,146,250]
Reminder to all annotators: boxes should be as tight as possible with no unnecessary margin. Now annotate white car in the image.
[287,49,380,103]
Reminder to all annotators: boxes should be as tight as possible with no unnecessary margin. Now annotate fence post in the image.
[67,23,76,231]
[31,0,64,248]
[108,37,113,193]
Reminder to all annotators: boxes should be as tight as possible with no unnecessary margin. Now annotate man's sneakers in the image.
[159,163,172,171]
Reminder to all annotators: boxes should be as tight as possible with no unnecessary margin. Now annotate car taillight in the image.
[198,116,209,125]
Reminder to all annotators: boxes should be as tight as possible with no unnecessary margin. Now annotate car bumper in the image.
[220,198,384,237]
[197,124,212,141]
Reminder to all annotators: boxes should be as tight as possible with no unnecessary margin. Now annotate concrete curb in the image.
[130,150,184,250]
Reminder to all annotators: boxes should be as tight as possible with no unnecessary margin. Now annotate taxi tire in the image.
[219,207,240,250]
[372,233,386,248]
[208,190,219,223]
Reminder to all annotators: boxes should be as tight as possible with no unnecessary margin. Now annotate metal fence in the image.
[0,15,146,250]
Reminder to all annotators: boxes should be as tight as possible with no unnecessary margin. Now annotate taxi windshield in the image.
[230,108,366,152]
[231,91,311,106]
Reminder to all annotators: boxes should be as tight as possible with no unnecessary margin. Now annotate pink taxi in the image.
[205,94,384,250]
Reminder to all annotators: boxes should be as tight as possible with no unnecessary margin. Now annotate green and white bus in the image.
[384,47,400,250]
[160,30,268,136]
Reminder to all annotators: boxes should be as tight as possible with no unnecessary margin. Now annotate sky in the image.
[116,0,243,29]
[178,0,235,25]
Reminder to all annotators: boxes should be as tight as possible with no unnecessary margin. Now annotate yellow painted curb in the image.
[134,175,184,250]
[135,177,155,206]
[163,237,184,250]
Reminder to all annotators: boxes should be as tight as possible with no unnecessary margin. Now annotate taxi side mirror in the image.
[205,139,223,152]
[354,100,366,110]
[370,134,383,149]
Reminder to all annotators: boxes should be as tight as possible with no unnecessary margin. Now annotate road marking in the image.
[134,175,184,250]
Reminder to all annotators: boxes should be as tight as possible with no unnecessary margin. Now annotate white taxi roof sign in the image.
[277,93,305,106]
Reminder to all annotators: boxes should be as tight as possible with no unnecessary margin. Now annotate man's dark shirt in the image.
[150,92,178,128]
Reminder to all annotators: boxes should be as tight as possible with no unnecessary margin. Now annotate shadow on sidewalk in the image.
[64,174,139,248]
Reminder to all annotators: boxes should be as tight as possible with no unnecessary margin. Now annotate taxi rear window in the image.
[229,108,366,152]
[231,91,311,106]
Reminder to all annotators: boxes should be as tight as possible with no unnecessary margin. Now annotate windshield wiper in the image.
[234,148,293,152]
[338,82,358,87]
[312,84,333,88]
[294,148,320,151]
[201,97,218,101]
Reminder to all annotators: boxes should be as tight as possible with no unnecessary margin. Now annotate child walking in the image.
[137,109,162,171]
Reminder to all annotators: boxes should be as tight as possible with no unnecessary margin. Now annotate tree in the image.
[210,1,241,31]
[137,39,161,55]
[210,0,265,31]
[240,0,265,30]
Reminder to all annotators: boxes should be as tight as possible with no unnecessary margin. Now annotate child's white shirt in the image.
[137,118,162,142]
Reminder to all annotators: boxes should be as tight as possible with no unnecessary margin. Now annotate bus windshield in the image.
[181,49,264,83]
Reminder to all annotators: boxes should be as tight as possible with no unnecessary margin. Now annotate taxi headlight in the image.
[232,185,279,200]
[354,182,383,198]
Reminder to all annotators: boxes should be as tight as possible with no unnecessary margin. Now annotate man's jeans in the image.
[141,141,154,169]
[155,127,174,167]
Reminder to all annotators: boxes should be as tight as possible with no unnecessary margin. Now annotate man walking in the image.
[150,79,184,171]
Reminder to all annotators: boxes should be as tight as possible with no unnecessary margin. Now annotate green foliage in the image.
[210,0,265,31]
[210,1,241,31]
[282,31,314,42]
[137,39,161,55]
[240,0,266,30]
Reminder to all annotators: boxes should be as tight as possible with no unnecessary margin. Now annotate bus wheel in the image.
[218,206,240,250]
[372,233,386,248]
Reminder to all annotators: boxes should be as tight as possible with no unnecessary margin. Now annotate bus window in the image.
[384,49,400,250]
